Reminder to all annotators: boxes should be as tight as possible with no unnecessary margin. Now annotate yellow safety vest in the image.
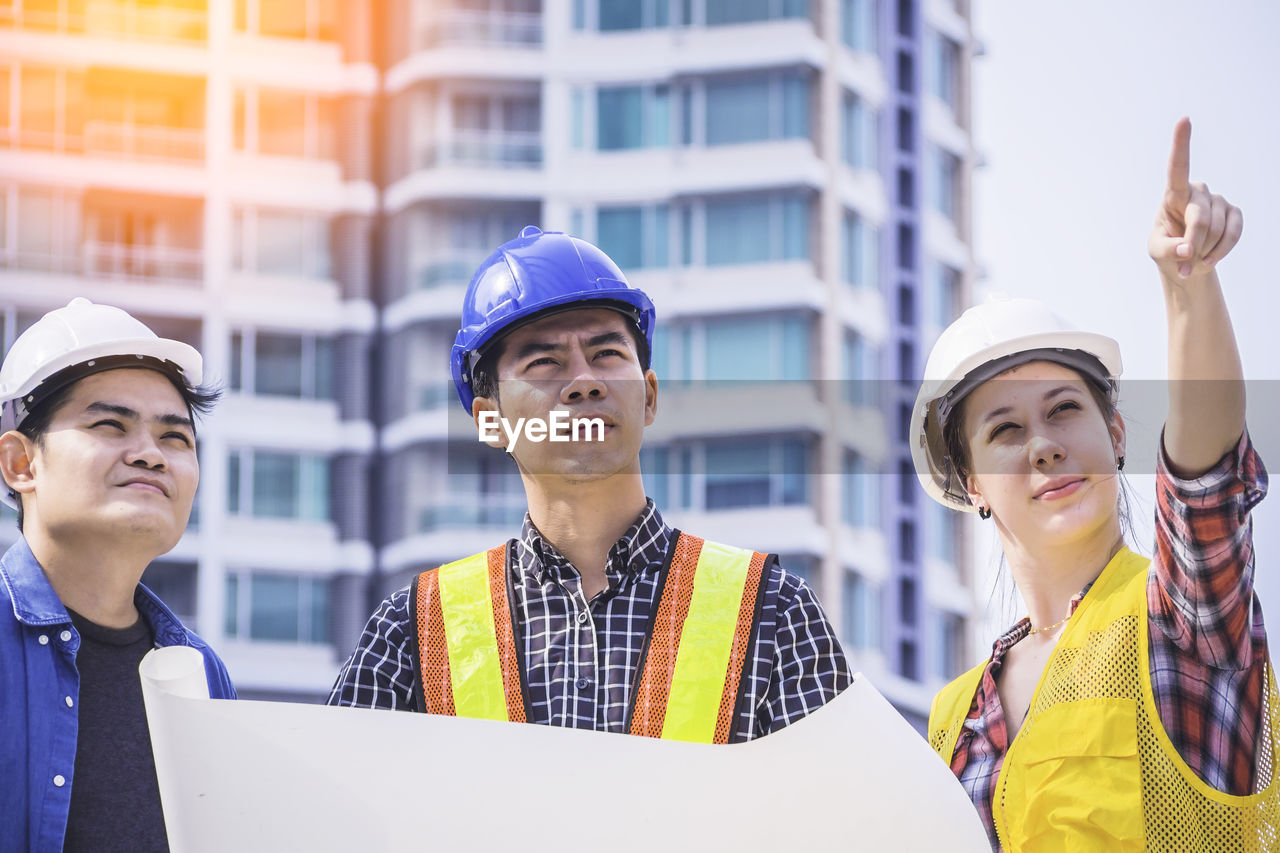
[928,547,1280,852]
[410,531,768,744]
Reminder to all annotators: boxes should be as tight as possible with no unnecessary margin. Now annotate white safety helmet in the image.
[910,297,1122,512]
[0,296,202,436]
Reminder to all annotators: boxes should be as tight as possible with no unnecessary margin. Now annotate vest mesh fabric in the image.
[930,550,1279,852]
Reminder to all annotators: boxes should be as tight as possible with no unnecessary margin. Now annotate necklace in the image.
[1027,613,1072,635]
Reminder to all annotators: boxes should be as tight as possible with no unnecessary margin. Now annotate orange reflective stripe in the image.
[714,550,766,744]
[415,546,525,722]
[485,545,526,723]
[414,568,455,715]
[629,533,702,739]
[628,534,765,744]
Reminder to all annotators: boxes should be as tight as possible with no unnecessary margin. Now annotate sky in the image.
[969,1,1280,638]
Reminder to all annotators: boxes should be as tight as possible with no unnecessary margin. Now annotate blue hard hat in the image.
[451,226,657,412]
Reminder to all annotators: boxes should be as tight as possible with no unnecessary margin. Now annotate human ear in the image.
[0,431,36,499]
[1109,411,1127,465]
[471,395,508,451]
[643,369,658,427]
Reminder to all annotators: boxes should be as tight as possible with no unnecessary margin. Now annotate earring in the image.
[1117,456,1125,471]
[978,505,992,520]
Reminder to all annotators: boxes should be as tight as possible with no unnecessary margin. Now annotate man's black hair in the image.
[9,368,220,532]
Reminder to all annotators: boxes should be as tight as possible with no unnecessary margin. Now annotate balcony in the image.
[2,242,201,283]
[415,8,541,49]
[418,498,527,533]
[83,120,204,162]
[418,129,542,170]
[1,1,207,43]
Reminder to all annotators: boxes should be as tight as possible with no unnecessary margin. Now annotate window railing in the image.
[1,2,207,43]
[414,256,487,291]
[83,120,205,162]
[84,241,203,282]
[418,499,527,533]
[418,130,543,169]
[415,9,542,49]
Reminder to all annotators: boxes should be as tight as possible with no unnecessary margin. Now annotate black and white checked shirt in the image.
[327,500,852,741]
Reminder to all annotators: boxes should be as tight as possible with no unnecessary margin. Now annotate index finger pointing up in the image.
[1167,117,1192,193]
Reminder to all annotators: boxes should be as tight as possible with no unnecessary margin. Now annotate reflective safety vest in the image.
[409,531,769,744]
[928,547,1280,852]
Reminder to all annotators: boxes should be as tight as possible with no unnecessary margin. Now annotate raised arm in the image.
[1147,118,1245,477]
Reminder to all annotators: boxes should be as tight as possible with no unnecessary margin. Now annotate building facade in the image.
[0,0,978,727]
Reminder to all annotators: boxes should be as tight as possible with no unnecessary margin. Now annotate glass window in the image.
[929,500,957,562]
[705,78,769,146]
[19,67,58,147]
[841,0,876,53]
[0,67,11,139]
[596,206,643,269]
[706,442,772,509]
[253,452,300,519]
[842,451,879,527]
[705,197,770,265]
[932,262,961,327]
[931,32,960,110]
[842,570,880,651]
[250,574,300,641]
[841,92,876,169]
[935,612,965,679]
[930,146,960,221]
[597,86,642,150]
[705,316,771,380]
[254,333,304,397]
[257,90,306,157]
[599,0,642,30]
[704,438,807,510]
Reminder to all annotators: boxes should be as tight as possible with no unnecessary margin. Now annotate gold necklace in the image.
[1027,613,1072,635]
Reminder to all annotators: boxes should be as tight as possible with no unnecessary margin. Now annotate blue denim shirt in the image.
[0,538,235,853]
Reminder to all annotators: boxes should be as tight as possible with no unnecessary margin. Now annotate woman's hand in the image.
[1150,118,1245,477]
[1148,118,1243,281]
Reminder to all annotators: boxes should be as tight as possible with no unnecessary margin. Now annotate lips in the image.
[119,477,169,497]
[1033,477,1086,500]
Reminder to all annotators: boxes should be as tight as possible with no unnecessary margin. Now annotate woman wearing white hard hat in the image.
[917,120,1278,850]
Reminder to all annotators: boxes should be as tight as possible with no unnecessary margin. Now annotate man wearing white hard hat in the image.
[0,298,234,852]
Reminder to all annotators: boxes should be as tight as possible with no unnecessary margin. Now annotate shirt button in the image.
[576,611,589,625]
[38,634,49,645]
[65,696,74,708]
[60,630,72,643]
[575,677,590,690]
[53,775,66,787]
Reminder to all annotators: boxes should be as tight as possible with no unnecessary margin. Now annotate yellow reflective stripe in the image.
[661,541,754,743]
[436,552,508,722]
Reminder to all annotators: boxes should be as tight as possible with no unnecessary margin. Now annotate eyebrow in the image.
[976,385,1079,424]
[85,401,194,431]
[511,330,631,363]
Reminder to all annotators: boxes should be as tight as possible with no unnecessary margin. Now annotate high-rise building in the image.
[0,0,978,728]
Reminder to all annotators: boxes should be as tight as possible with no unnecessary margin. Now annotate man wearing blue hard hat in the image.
[0,298,234,852]
[330,227,850,742]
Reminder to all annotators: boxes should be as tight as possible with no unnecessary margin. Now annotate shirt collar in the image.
[517,498,671,586]
[0,537,70,626]
[989,579,1095,668]
[0,536,190,645]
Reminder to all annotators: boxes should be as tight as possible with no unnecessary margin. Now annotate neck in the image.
[522,471,649,598]
[997,520,1126,632]
[25,521,151,629]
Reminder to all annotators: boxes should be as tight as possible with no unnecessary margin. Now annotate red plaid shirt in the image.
[948,433,1269,850]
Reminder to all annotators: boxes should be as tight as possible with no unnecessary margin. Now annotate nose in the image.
[127,431,167,471]
[1027,433,1065,469]
[560,352,607,404]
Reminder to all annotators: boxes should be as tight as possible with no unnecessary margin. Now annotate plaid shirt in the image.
[328,500,851,741]
[950,433,1269,851]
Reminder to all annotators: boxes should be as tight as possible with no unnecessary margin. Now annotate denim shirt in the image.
[0,538,235,853]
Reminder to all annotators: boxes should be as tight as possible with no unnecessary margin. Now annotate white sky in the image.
[970,1,1280,638]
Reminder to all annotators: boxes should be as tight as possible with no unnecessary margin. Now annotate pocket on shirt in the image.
[1002,697,1145,853]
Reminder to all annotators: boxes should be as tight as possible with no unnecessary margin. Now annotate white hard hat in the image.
[910,297,1122,512]
[0,297,202,435]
